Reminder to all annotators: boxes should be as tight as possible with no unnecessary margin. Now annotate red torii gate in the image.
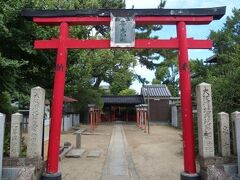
[22,7,225,180]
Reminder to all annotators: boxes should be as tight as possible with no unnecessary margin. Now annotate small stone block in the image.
[59,146,73,161]
[206,165,228,180]
[223,163,238,177]
[87,150,101,158]
[2,167,35,180]
[18,167,35,180]
[73,128,87,134]
[65,148,85,158]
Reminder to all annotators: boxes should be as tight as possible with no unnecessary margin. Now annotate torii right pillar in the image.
[177,21,200,180]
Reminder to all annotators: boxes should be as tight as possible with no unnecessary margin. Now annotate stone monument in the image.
[217,112,231,157]
[0,113,5,179]
[231,111,240,177]
[196,82,215,158]
[27,87,45,158]
[231,113,237,155]
[10,113,23,158]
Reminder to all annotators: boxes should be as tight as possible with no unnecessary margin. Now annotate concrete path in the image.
[101,124,138,180]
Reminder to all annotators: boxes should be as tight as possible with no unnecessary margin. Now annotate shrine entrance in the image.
[101,95,144,122]
[22,7,225,180]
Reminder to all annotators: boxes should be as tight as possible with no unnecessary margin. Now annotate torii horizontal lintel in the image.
[32,16,214,26]
[34,39,212,49]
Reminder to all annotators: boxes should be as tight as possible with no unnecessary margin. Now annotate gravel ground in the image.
[59,123,184,180]
[124,124,183,180]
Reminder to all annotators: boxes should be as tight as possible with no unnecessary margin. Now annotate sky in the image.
[124,0,240,93]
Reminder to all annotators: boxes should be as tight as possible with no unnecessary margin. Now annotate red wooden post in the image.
[140,107,143,130]
[98,110,100,124]
[136,107,139,127]
[95,109,97,128]
[88,109,90,124]
[94,109,97,129]
[97,110,99,124]
[91,110,94,131]
[93,109,95,130]
[139,108,141,129]
[46,22,68,175]
[144,108,147,133]
[99,109,101,123]
[89,108,93,131]
[177,21,197,175]
[99,110,101,123]
[138,109,140,127]
[146,110,148,134]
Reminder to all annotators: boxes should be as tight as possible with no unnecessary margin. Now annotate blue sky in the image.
[125,0,240,93]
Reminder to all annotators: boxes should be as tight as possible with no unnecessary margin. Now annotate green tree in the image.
[118,89,137,96]
[191,8,240,114]
[153,50,179,96]
[0,0,130,114]
[0,0,169,115]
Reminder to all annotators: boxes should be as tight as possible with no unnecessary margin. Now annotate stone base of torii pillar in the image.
[41,172,61,180]
[181,172,200,180]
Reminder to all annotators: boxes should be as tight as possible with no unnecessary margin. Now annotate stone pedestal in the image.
[0,113,5,179]
[27,87,45,158]
[76,133,81,149]
[3,157,45,180]
[10,113,23,158]
[196,82,215,158]
[41,172,61,180]
[231,111,240,177]
[217,112,231,157]
[181,172,200,180]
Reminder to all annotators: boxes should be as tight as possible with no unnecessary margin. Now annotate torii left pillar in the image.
[41,22,68,180]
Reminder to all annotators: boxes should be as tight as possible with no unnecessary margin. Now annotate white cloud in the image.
[126,0,159,8]
[130,63,155,93]
[126,0,238,16]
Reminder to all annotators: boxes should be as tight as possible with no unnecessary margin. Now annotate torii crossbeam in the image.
[22,7,226,180]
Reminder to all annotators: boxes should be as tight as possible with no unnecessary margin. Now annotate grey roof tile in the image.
[102,95,144,105]
[141,85,172,97]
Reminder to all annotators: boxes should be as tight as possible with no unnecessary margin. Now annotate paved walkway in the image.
[101,124,138,180]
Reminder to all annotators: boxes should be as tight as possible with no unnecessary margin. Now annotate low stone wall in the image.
[2,157,45,180]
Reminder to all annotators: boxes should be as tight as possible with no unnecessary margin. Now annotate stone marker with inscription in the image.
[110,13,135,47]
[10,113,23,158]
[231,111,240,177]
[27,87,45,158]
[217,112,231,157]
[0,113,5,179]
[231,113,237,155]
[196,82,215,158]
